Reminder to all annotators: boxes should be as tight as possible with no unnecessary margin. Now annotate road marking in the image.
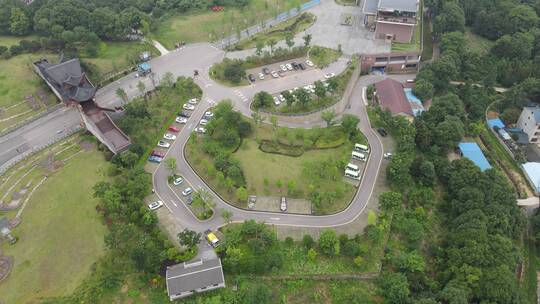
[270,217,280,221]
[171,200,178,207]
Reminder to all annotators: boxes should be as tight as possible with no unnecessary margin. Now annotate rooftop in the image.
[166,258,225,300]
[524,106,540,124]
[523,162,540,193]
[378,0,419,13]
[375,78,413,116]
[458,142,492,171]
[487,118,506,130]
[363,0,378,15]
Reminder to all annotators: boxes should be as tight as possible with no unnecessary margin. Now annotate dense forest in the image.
[376,0,540,303]
[0,0,249,56]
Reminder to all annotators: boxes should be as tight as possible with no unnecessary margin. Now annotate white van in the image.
[346,163,359,172]
[345,169,360,180]
[352,151,366,161]
[355,143,369,153]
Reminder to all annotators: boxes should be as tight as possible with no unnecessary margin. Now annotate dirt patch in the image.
[79,140,97,151]
[0,256,14,283]
[249,196,312,214]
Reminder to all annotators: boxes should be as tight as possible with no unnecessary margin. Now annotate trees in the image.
[177,229,201,248]
[377,272,410,304]
[433,2,465,37]
[136,81,146,99]
[266,38,277,54]
[281,90,295,106]
[303,33,312,47]
[165,158,176,175]
[223,61,246,84]
[321,110,336,127]
[341,115,360,137]
[379,191,402,212]
[9,7,30,36]
[252,91,273,109]
[235,187,248,202]
[294,88,310,108]
[116,88,128,104]
[412,79,434,101]
[255,40,264,56]
[314,80,326,99]
[221,209,233,224]
[285,32,294,50]
[318,229,340,256]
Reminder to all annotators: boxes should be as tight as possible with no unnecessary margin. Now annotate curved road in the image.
[133,44,414,232]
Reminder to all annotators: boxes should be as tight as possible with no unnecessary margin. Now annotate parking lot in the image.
[342,144,370,186]
[245,57,316,84]
[247,196,312,214]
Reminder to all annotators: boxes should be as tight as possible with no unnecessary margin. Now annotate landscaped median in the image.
[185,101,369,214]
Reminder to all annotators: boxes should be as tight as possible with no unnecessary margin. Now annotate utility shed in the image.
[165,258,225,301]
[458,142,492,171]
[522,162,540,194]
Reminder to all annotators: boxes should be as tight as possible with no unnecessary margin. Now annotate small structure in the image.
[517,106,540,145]
[363,0,420,43]
[166,258,225,301]
[137,63,152,76]
[374,78,424,117]
[139,51,151,62]
[522,162,540,195]
[488,118,506,130]
[458,142,492,171]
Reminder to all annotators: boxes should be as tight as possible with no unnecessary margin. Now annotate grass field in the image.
[0,149,108,304]
[465,28,493,54]
[308,45,341,67]
[151,0,305,49]
[0,35,40,47]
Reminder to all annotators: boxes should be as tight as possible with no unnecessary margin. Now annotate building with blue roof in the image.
[487,118,505,130]
[522,162,540,194]
[458,142,492,171]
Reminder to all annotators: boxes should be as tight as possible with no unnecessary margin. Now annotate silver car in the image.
[280,197,287,212]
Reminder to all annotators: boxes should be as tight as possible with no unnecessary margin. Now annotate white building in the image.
[517,107,540,144]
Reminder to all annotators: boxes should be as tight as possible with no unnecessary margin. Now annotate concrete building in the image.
[34,56,131,154]
[522,162,540,195]
[363,0,420,43]
[166,258,225,301]
[517,107,540,144]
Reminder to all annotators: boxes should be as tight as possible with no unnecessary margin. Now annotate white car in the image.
[182,187,193,196]
[324,73,335,79]
[183,104,195,110]
[271,71,279,78]
[173,177,184,186]
[278,95,285,102]
[280,64,287,72]
[280,197,287,212]
[163,133,176,140]
[199,119,208,125]
[305,59,314,67]
[384,152,393,159]
[148,201,163,210]
[258,73,265,80]
[157,140,170,148]
[285,63,293,71]
[188,98,199,104]
[204,111,214,118]
[273,96,281,106]
[194,127,207,133]
[176,116,188,124]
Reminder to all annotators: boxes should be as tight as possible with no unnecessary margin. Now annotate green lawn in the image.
[0,35,40,47]
[151,0,306,49]
[392,23,421,52]
[308,46,341,67]
[233,12,315,50]
[465,28,494,54]
[0,150,108,304]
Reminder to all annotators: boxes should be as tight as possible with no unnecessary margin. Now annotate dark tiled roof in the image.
[166,259,225,296]
[375,78,413,116]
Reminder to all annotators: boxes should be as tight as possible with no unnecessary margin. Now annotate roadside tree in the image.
[178,229,201,248]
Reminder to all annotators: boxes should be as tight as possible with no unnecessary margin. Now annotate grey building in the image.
[166,258,225,301]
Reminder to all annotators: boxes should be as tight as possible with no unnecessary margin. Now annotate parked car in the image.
[285,63,293,71]
[176,116,188,124]
[262,67,270,75]
[205,230,220,247]
[194,127,207,133]
[157,140,170,148]
[377,128,388,137]
[273,96,281,106]
[188,98,198,104]
[151,150,166,158]
[183,103,195,110]
[298,63,305,70]
[291,62,299,70]
[173,176,184,186]
[248,74,256,82]
[278,95,285,102]
[384,152,393,159]
[305,59,314,67]
[278,70,285,77]
[280,64,287,72]
[204,111,214,118]
[271,71,279,78]
[178,110,191,118]
[280,197,287,212]
[186,196,193,205]
[148,155,163,163]
[324,73,335,79]
[168,125,180,132]
[258,72,265,80]
[164,133,176,140]
[148,200,163,210]
[182,187,193,196]
[199,118,208,125]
